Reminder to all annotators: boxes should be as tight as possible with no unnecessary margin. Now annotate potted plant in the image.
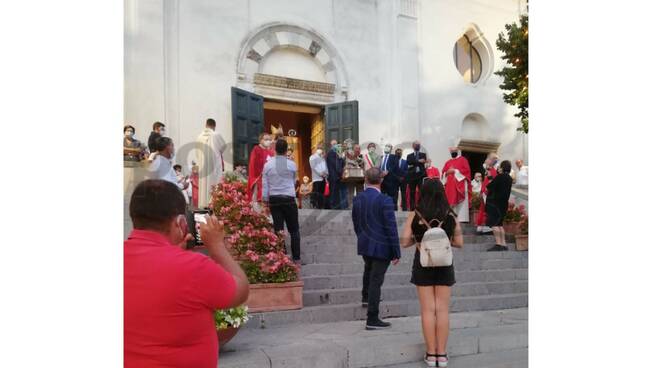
[209,174,302,313]
[503,201,526,235]
[215,305,250,350]
[515,215,528,251]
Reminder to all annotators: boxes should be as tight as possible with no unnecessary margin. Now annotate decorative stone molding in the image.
[254,73,335,95]
[236,22,349,98]
[247,49,263,63]
[457,139,501,153]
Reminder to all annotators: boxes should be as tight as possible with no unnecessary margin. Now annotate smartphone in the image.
[186,209,212,248]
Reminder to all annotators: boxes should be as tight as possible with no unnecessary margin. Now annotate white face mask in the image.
[160,129,167,136]
[384,146,392,154]
[125,131,134,138]
[316,149,323,155]
[263,139,272,148]
[368,147,375,153]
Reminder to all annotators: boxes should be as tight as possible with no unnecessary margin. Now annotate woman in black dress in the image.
[401,178,464,367]
[485,160,513,251]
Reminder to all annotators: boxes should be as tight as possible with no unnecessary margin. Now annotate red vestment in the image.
[442,156,472,206]
[247,145,273,201]
[476,167,498,225]
[426,166,441,178]
[191,173,199,208]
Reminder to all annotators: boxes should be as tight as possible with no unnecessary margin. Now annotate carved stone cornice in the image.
[254,73,335,95]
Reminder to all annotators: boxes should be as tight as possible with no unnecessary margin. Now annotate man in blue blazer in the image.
[395,148,409,210]
[352,167,401,330]
[379,143,401,210]
[325,139,345,209]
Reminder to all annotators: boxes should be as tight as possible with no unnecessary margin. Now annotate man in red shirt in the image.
[125,179,249,368]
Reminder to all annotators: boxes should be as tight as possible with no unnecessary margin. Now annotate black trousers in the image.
[311,180,325,209]
[382,181,398,211]
[399,180,408,211]
[408,178,421,211]
[269,195,301,260]
[362,256,390,322]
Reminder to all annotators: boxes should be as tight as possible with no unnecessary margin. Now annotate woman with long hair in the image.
[401,177,464,367]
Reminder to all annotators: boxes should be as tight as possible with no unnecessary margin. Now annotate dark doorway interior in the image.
[461,150,488,178]
[263,108,316,183]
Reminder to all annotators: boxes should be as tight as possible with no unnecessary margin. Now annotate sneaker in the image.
[365,319,392,330]
[487,245,508,252]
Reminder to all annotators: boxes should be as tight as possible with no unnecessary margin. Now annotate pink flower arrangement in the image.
[209,177,299,284]
[504,201,527,224]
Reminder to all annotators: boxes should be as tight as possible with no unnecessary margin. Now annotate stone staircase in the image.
[244,209,528,329]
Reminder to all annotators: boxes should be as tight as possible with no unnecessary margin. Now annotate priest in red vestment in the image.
[476,153,498,234]
[247,133,274,202]
[442,147,472,222]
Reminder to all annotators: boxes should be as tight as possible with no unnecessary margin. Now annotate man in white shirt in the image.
[148,137,189,192]
[309,143,328,209]
[263,139,301,262]
[195,118,227,208]
[513,159,529,187]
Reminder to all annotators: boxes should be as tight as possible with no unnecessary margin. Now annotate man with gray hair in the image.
[352,167,401,330]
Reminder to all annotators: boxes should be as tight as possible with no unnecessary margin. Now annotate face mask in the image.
[125,131,134,138]
[424,163,430,168]
[368,147,375,153]
[263,139,272,148]
[413,145,420,151]
[450,152,458,158]
[316,149,323,155]
[493,159,498,165]
[160,129,167,136]
[384,147,392,154]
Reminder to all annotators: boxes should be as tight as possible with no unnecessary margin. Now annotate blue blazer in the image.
[379,153,400,189]
[352,188,401,260]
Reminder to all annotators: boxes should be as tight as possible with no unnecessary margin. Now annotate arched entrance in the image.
[231,23,358,184]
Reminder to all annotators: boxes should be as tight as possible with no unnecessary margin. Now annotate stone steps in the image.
[303,281,528,307]
[245,294,528,329]
[302,268,528,290]
[248,209,527,329]
[299,253,527,274]
[219,308,528,368]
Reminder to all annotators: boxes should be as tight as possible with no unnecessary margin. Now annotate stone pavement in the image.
[218,308,527,368]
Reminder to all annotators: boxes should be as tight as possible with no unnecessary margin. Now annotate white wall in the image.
[417,0,526,166]
[124,0,527,171]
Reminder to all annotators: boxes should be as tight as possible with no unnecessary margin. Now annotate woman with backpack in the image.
[401,177,464,367]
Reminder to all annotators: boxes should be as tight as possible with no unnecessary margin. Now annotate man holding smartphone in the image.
[125,179,249,368]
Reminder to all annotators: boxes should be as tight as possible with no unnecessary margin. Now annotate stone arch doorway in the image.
[231,23,358,182]
[235,22,350,104]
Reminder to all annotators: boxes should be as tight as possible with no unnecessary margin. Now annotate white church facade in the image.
[124,0,528,178]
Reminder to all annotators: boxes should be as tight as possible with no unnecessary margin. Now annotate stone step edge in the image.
[249,293,528,316]
[302,268,528,280]
[303,280,528,295]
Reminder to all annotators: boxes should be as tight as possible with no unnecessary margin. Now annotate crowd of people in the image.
[124,119,528,367]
